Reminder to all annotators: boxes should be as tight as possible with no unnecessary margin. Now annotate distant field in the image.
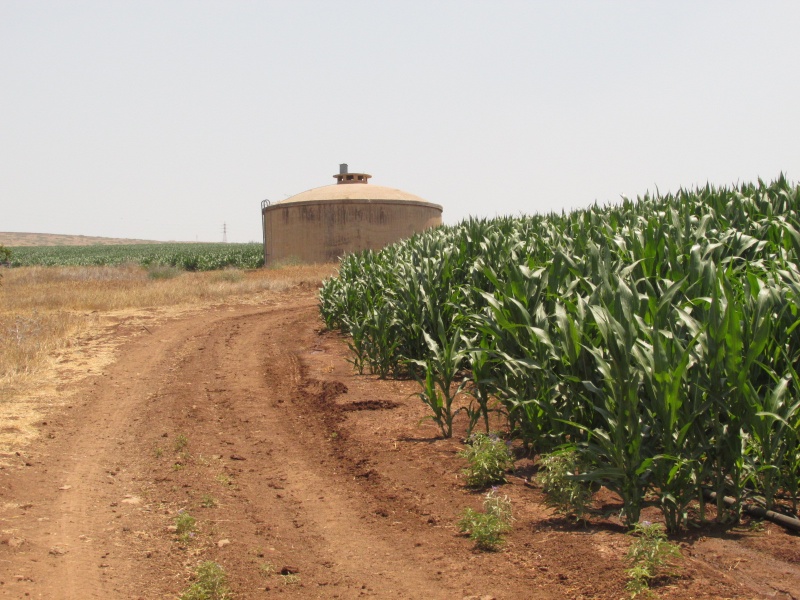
[0,232,167,247]
[4,242,264,271]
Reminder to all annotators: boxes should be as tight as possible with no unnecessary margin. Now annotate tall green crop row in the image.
[7,243,264,270]
[320,175,800,531]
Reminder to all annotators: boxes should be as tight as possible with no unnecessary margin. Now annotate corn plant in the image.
[463,342,497,435]
[409,318,468,438]
[574,297,651,526]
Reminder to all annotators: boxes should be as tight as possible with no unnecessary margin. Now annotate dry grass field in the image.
[0,263,336,452]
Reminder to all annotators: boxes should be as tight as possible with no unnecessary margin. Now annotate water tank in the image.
[261,165,443,265]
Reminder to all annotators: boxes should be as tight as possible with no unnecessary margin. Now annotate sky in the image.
[1,1,799,243]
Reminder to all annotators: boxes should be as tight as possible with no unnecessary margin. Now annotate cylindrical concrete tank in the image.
[262,166,442,265]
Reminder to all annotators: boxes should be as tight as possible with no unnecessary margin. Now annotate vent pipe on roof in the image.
[334,164,371,184]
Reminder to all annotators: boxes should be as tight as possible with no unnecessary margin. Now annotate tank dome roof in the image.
[274,164,441,210]
[278,183,437,206]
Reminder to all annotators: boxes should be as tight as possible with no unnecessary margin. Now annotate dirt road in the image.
[3,287,800,599]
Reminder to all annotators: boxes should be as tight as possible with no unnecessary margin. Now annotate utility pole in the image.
[222,222,228,243]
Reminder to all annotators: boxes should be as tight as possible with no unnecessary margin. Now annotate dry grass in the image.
[0,263,337,458]
[0,264,336,312]
[0,311,89,380]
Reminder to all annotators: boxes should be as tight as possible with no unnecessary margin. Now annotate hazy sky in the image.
[2,1,799,243]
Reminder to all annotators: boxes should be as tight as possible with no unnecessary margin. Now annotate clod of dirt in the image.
[217,539,230,548]
[48,546,68,556]
[230,454,246,461]
[280,566,299,575]
[3,536,25,548]
[323,380,347,395]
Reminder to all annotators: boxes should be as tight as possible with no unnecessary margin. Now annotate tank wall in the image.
[264,200,442,265]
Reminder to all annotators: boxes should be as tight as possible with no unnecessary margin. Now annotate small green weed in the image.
[259,560,299,585]
[0,245,11,283]
[175,511,197,542]
[281,573,301,585]
[535,449,593,521]
[457,489,513,551]
[625,521,681,597]
[216,473,233,487]
[459,433,514,488]
[748,519,765,532]
[174,433,189,452]
[201,494,218,508]
[154,446,164,458]
[259,562,277,577]
[179,561,231,600]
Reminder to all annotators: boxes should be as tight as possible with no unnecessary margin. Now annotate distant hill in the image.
[0,232,173,247]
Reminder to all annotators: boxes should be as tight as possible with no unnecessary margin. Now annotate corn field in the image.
[319,175,800,532]
[7,243,264,271]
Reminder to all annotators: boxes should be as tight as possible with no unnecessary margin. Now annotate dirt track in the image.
[3,287,800,599]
